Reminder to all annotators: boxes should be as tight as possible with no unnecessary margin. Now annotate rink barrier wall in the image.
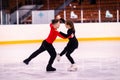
[0,37,120,45]
[0,23,120,45]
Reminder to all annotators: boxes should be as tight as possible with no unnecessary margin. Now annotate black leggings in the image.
[27,40,56,67]
[60,47,76,64]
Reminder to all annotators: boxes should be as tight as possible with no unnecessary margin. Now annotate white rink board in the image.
[0,23,120,41]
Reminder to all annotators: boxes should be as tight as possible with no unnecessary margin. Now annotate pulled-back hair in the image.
[51,19,60,24]
[65,20,75,31]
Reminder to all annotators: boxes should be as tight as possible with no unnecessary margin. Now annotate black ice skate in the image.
[46,66,56,72]
[23,59,29,65]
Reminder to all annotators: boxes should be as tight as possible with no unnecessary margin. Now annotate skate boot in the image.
[57,54,61,62]
[23,59,30,65]
[67,64,78,71]
[46,66,56,72]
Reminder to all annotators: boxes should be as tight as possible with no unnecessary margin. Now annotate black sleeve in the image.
[60,30,72,38]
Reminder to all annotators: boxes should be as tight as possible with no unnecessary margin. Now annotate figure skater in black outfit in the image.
[57,19,79,71]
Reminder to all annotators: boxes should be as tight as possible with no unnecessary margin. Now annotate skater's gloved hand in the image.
[56,15,61,20]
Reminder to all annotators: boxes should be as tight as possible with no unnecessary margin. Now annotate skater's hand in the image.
[71,33,74,38]
[56,15,61,20]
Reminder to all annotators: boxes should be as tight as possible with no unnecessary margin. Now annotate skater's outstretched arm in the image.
[56,31,67,39]
[60,30,74,38]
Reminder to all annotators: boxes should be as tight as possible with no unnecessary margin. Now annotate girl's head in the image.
[52,19,60,29]
[65,20,75,31]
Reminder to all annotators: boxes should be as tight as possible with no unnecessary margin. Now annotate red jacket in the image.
[45,23,65,44]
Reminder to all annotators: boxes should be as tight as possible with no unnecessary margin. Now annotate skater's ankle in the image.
[57,54,61,62]
[46,66,56,71]
[68,63,78,71]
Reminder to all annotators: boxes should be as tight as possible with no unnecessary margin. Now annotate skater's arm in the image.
[56,31,66,39]
[56,15,65,23]
[60,30,73,38]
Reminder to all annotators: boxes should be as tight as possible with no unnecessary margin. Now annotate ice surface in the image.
[0,41,120,80]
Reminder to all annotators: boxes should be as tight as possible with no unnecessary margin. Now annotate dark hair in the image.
[51,19,60,24]
[65,20,75,31]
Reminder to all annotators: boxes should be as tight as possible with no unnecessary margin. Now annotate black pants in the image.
[60,46,76,64]
[27,40,56,67]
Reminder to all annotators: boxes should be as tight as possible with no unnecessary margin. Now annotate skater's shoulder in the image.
[68,29,75,33]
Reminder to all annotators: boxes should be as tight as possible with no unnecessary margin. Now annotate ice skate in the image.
[46,66,56,72]
[67,64,78,71]
[57,54,61,62]
[23,59,29,65]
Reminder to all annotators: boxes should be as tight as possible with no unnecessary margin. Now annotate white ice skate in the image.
[105,10,113,18]
[57,54,61,62]
[67,64,78,71]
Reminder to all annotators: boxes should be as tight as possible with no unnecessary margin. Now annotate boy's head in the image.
[52,19,60,29]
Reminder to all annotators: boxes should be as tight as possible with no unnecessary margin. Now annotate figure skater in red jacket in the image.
[23,19,70,71]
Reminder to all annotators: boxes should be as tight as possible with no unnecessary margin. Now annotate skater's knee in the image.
[54,54,57,57]
[51,53,56,58]
[66,53,70,57]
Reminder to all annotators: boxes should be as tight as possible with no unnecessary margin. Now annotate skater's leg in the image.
[66,48,78,71]
[66,48,75,64]
[59,47,67,56]
[23,41,46,65]
[57,47,67,61]
[45,44,57,71]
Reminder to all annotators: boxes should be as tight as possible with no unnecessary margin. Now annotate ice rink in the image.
[0,41,120,80]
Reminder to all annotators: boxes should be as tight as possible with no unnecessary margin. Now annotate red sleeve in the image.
[56,31,66,39]
[50,23,66,39]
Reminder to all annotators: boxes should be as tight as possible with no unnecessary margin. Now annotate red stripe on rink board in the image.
[0,37,120,45]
